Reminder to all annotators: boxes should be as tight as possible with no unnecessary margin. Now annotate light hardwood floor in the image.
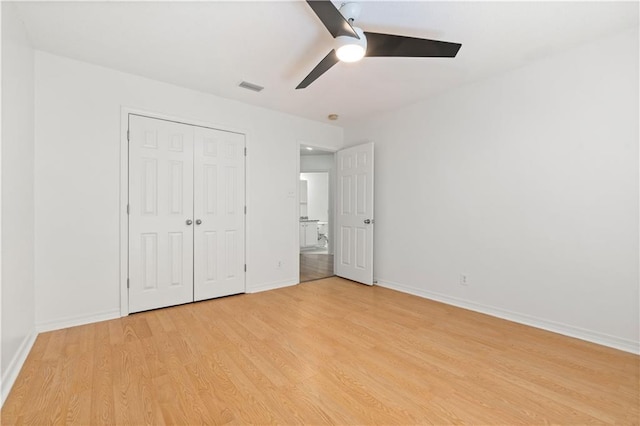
[2,277,638,425]
[300,253,334,282]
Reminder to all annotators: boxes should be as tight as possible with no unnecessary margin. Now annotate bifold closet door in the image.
[193,127,245,301]
[129,115,195,313]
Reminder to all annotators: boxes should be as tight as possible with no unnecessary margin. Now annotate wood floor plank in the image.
[2,277,638,425]
[89,321,115,425]
[60,349,93,425]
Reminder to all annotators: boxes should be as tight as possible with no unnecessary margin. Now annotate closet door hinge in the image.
[126,204,130,214]
[127,129,130,142]
[244,147,247,156]
[127,278,130,289]
[244,264,247,272]
[244,206,247,214]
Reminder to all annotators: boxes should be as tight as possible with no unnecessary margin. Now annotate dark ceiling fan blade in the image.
[364,32,461,58]
[296,50,339,89]
[306,0,359,39]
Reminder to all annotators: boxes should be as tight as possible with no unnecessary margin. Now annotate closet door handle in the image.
[195,219,202,225]
[186,219,193,225]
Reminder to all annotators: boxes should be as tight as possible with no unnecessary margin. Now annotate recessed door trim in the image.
[120,107,249,316]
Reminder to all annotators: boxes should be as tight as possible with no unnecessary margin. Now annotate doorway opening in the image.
[299,145,335,282]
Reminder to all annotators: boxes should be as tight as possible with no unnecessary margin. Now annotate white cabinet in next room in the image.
[300,221,318,248]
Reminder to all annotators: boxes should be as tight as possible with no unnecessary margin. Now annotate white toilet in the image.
[317,222,328,247]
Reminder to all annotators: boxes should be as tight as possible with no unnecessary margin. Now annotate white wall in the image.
[34,51,343,328]
[300,172,329,222]
[1,2,37,403]
[344,28,639,353]
[301,153,335,172]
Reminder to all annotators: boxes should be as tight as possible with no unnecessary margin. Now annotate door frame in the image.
[296,141,337,283]
[119,107,249,316]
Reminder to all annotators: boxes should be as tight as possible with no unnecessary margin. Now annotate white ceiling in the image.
[14,1,639,126]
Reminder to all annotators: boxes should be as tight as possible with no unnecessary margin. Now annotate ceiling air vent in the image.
[238,81,264,92]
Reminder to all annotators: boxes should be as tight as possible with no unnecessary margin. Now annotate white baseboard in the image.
[247,278,298,294]
[377,279,640,355]
[1,331,37,407]
[36,309,121,333]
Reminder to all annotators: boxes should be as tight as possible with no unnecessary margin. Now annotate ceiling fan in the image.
[297,1,462,89]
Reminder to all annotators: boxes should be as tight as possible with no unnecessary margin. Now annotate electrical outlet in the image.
[277,260,283,269]
[460,273,469,286]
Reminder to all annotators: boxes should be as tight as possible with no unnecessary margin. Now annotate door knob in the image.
[364,219,371,224]
[195,219,202,225]
[186,219,193,225]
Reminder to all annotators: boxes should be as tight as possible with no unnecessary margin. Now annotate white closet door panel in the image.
[194,127,245,301]
[129,115,194,313]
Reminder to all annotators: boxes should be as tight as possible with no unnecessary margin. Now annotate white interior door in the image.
[335,142,374,285]
[128,115,195,313]
[193,126,246,301]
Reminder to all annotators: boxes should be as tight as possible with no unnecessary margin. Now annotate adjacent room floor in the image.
[299,252,334,282]
[2,277,638,424]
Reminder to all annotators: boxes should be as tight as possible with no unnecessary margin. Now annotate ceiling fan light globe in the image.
[337,44,365,62]
[335,26,367,63]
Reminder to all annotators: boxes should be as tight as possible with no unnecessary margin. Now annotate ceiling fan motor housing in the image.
[339,2,362,23]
